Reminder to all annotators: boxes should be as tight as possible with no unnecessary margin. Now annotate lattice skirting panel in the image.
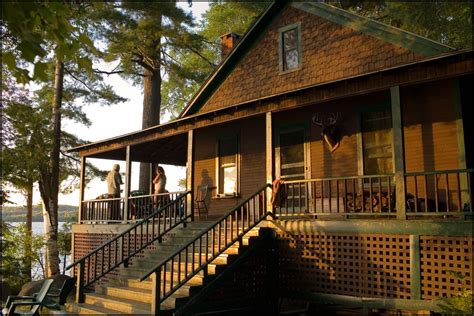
[275,231,473,300]
[420,236,472,300]
[276,233,411,299]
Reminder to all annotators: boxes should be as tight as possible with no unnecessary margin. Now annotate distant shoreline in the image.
[2,204,77,222]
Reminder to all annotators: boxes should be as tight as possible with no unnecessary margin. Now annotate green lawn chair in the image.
[2,279,54,316]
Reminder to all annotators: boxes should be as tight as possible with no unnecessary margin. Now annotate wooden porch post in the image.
[123,145,131,222]
[149,163,154,195]
[391,86,407,219]
[186,130,194,221]
[266,112,273,213]
[78,156,86,224]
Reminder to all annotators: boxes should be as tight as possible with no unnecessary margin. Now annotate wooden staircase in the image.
[66,221,269,315]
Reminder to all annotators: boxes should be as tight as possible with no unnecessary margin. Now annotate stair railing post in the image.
[265,112,274,216]
[186,129,194,223]
[123,145,131,223]
[151,270,161,315]
[75,261,85,303]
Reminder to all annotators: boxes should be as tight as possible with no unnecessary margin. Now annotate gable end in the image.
[292,2,454,56]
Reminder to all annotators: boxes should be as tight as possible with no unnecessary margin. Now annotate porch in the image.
[78,168,473,223]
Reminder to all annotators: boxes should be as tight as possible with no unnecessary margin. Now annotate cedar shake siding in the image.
[193,115,266,217]
[272,79,462,180]
[198,5,424,114]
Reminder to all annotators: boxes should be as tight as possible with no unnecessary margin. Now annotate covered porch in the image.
[76,132,193,224]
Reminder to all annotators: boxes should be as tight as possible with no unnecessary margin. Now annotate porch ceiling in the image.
[87,133,188,166]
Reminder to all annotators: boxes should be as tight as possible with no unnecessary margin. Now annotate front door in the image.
[276,128,308,212]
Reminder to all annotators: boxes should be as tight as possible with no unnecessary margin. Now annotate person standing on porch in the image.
[153,166,168,208]
[107,164,123,197]
[106,164,123,220]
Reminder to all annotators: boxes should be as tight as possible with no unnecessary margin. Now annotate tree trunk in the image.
[24,185,33,281]
[139,67,161,192]
[39,58,63,277]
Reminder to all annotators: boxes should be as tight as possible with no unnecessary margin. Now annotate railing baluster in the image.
[435,175,439,212]
[456,172,462,212]
[321,180,325,213]
[328,180,332,213]
[423,175,428,212]
[352,179,356,212]
[388,176,392,213]
[468,172,472,213]
[336,180,340,213]
[369,177,373,213]
[344,179,348,213]
[414,176,418,213]
[445,173,450,212]
[378,176,382,213]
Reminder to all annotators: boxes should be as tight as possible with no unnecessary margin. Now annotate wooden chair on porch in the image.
[194,185,209,219]
[2,279,55,316]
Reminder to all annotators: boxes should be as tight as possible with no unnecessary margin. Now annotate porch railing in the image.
[67,191,191,302]
[139,184,270,314]
[275,174,395,217]
[404,169,473,215]
[80,191,183,223]
[275,169,473,218]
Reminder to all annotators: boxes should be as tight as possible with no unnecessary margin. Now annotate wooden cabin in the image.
[67,2,473,315]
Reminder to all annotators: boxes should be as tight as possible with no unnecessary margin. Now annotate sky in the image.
[7,2,210,207]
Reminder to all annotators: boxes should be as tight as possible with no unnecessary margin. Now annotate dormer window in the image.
[279,23,302,73]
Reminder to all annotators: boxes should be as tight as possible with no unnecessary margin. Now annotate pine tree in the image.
[99,2,207,191]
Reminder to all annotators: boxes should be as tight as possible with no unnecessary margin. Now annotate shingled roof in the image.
[178,1,454,118]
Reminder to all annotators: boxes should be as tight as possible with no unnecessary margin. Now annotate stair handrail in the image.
[68,191,191,301]
[139,184,271,313]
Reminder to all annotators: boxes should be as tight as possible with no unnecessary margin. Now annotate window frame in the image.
[278,22,302,74]
[215,133,240,198]
[357,102,394,176]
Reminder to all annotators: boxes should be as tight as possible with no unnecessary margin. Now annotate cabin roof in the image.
[177,1,454,118]
[69,49,472,159]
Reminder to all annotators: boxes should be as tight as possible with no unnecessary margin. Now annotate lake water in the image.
[8,221,71,277]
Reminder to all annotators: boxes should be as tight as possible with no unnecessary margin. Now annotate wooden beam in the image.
[410,235,421,300]
[266,112,273,212]
[391,86,406,220]
[78,156,86,224]
[123,145,131,222]
[186,130,194,221]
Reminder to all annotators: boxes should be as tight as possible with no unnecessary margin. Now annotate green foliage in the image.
[57,219,72,273]
[1,2,97,83]
[330,1,472,49]
[100,2,204,85]
[438,271,473,315]
[162,2,270,117]
[1,222,45,292]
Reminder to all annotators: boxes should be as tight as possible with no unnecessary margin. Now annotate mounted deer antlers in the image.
[312,112,342,153]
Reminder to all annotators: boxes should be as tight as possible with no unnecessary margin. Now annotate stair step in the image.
[67,302,128,315]
[95,284,152,303]
[84,293,152,313]
[106,278,202,296]
[113,267,206,286]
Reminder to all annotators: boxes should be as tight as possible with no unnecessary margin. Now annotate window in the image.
[361,108,393,175]
[217,136,239,196]
[279,23,301,73]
